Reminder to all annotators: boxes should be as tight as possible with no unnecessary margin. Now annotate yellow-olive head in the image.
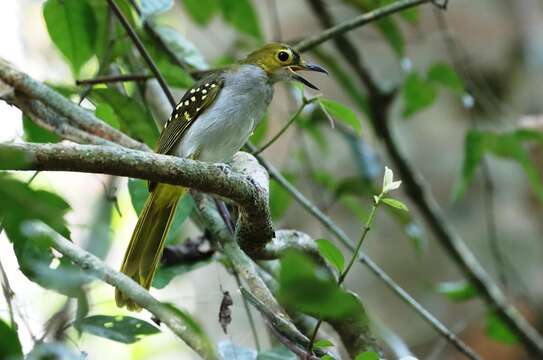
[241,43,327,89]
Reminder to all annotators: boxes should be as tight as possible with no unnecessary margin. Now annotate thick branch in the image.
[0,59,145,151]
[0,142,273,253]
[49,233,217,359]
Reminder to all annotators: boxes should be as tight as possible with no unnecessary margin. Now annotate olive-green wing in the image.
[156,72,225,156]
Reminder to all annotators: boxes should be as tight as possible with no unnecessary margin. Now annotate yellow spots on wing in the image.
[196,107,201,112]
[176,102,183,110]
[183,111,191,121]
[190,89,196,93]
[205,83,210,87]
[184,100,189,106]
[202,89,207,94]
[211,84,217,88]
[191,96,196,102]
[202,95,207,100]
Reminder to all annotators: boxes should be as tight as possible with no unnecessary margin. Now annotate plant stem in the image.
[253,97,314,155]
[307,194,382,354]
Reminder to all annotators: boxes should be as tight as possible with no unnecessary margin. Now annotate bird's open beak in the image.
[288,62,328,90]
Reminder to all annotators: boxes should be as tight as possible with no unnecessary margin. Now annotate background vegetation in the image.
[1,0,543,359]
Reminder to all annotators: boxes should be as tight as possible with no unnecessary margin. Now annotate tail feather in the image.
[116,183,186,311]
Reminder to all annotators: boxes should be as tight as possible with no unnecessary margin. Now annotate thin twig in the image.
[253,97,315,155]
[107,0,176,107]
[248,144,481,360]
[0,252,16,330]
[76,74,153,86]
[295,0,432,52]
[304,0,543,356]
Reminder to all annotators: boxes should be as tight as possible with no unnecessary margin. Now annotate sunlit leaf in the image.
[319,99,362,135]
[76,315,159,344]
[485,311,519,345]
[278,250,361,319]
[43,0,97,75]
[0,320,22,359]
[95,103,121,129]
[355,351,379,360]
[381,198,408,211]
[219,0,262,41]
[182,0,218,25]
[402,72,438,117]
[152,25,208,70]
[436,280,477,302]
[314,339,334,349]
[316,239,345,273]
[427,62,464,94]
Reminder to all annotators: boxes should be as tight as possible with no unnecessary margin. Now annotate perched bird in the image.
[115,43,327,310]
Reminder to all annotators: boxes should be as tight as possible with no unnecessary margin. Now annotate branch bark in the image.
[49,233,217,359]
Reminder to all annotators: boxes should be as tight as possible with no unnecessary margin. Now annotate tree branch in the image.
[295,0,432,52]
[303,0,543,356]
[49,233,217,359]
[0,142,273,254]
[75,73,153,86]
[0,59,146,151]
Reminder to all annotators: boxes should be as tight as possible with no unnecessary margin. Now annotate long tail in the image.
[115,183,186,311]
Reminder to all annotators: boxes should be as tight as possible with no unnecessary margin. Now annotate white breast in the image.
[175,65,273,163]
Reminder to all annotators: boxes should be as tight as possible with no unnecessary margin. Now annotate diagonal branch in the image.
[49,232,217,359]
[303,0,543,356]
[295,0,432,52]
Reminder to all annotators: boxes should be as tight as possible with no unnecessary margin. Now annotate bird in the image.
[115,43,327,310]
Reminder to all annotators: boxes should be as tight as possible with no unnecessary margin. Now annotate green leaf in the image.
[375,17,405,56]
[182,0,218,25]
[257,347,296,360]
[0,320,22,359]
[219,0,262,41]
[278,250,361,319]
[455,129,543,203]
[140,0,173,20]
[22,114,60,143]
[76,315,159,344]
[95,103,121,129]
[485,311,519,345]
[381,198,408,211]
[43,0,97,75]
[314,339,334,349]
[402,72,438,117]
[427,62,464,94]
[435,280,477,302]
[91,88,159,147]
[270,175,295,220]
[315,239,344,273]
[0,174,70,238]
[319,99,362,136]
[355,351,379,360]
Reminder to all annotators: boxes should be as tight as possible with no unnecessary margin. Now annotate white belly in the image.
[175,65,273,163]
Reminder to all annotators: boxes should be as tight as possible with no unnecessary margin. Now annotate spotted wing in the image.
[156,73,225,156]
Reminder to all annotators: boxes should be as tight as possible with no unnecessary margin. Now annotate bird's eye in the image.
[277,50,290,62]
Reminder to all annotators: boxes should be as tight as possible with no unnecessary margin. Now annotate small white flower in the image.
[382,166,402,194]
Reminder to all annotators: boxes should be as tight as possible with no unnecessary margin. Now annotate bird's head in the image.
[240,43,327,89]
